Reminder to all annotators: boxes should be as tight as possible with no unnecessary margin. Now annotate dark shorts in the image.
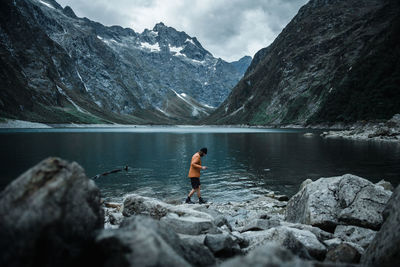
[190,177,201,189]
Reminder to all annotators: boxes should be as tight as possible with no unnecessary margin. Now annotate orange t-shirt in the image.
[188,152,202,178]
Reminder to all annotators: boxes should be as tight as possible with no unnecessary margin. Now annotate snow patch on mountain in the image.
[185,38,196,46]
[39,0,55,9]
[140,42,160,52]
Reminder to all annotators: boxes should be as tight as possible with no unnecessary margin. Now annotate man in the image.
[185,147,208,204]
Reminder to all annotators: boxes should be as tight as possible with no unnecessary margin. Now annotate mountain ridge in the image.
[205,0,400,126]
[0,0,251,124]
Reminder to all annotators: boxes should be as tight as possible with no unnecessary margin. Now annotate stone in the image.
[333,225,376,249]
[376,179,394,192]
[178,234,207,245]
[286,174,392,232]
[230,231,250,248]
[240,218,281,232]
[220,244,311,267]
[361,185,400,267]
[299,178,313,191]
[160,213,219,235]
[122,194,213,220]
[0,157,104,267]
[193,205,233,230]
[386,114,400,127]
[241,226,327,260]
[96,216,215,267]
[325,243,361,264]
[281,222,333,242]
[204,233,240,257]
[275,194,289,201]
[323,237,342,248]
[104,202,122,210]
[209,196,287,231]
[104,208,124,228]
[323,238,364,256]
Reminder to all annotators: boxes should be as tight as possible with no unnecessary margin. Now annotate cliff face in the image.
[0,0,250,124]
[206,0,400,126]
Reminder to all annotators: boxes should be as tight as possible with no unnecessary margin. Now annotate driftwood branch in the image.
[92,165,129,179]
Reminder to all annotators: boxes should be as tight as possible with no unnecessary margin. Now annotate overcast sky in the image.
[57,0,308,62]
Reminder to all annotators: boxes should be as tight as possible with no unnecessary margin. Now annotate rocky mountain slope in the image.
[0,0,250,124]
[206,0,400,126]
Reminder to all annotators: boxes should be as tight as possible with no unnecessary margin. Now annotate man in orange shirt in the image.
[185,147,208,204]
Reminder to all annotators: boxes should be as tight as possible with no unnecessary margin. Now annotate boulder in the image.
[210,196,287,230]
[240,218,281,232]
[204,233,241,257]
[0,157,104,267]
[241,226,327,260]
[323,237,342,248]
[385,113,400,128]
[220,244,311,267]
[178,234,206,245]
[325,243,361,264]
[299,178,313,191]
[274,194,289,201]
[193,205,233,230]
[281,222,333,242]
[333,225,376,249]
[376,180,394,192]
[122,194,213,220]
[95,216,215,267]
[286,174,392,231]
[104,208,124,229]
[160,213,219,235]
[361,185,400,267]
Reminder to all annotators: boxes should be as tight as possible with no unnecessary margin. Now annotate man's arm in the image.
[191,156,202,169]
[191,155,207,170]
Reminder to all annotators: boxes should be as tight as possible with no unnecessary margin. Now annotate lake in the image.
[0,126,399,203]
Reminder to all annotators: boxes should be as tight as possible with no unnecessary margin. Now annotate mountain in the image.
[0,0,251,124]
[206,0,400,126]
[231,56,252,75]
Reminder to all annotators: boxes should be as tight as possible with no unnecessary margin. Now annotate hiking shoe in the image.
[185,197,194,204]
[199,197,207,204]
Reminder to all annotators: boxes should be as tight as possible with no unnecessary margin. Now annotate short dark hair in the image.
[200,147,208,154]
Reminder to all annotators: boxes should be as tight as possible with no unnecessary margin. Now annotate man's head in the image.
[199,147,208,157]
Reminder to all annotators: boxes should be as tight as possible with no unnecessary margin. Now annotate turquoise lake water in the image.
[0,126,399,203]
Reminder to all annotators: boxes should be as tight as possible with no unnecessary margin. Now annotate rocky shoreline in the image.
[320,114,400,143]
[1,158,399,266]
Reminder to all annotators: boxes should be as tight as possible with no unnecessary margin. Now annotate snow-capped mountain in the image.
[0,0,251,124]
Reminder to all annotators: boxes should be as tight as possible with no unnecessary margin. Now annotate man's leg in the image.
[188,189,196,198]
[197,185,206,204]
[196,185,201,198]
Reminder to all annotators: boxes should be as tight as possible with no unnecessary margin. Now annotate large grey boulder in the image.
[325,243,361,264]
[193,205,233,230]
[240,218,281,232]
[220,243,312,267]
[95,216,215,267]
[0,157,104,267]
[160,213,219,235]
[281,222,333,242]
[333,225,376,249]
[241,226,327,260]
[122,194,213,220]
[286,174,392,231]
[361,185,400,267]
[204,233,241,257]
